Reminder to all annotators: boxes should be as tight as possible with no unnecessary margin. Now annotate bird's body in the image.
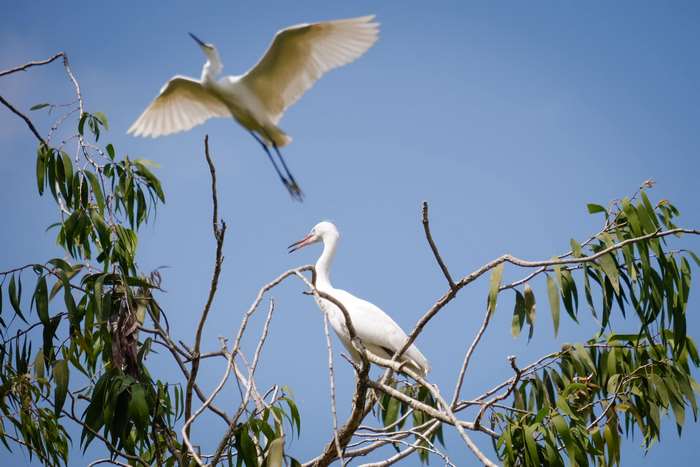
[128,16,380,199]
[289,222,430,376]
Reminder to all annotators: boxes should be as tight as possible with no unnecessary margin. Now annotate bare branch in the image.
[305,359,371,467]
[186,266,313,466]
[324,313,346,466]
[0,52,64,77]
[422,201,455,288]
[0,94,47,145]
[185,135,228,439]
[474,356,521,429]
[87,459,131,467]
[1,52,83,146]
[451,304,492,405]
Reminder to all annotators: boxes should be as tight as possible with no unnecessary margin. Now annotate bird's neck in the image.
[201,55,223,83]
[315,234,339,291]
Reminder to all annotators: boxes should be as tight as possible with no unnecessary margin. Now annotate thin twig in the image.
[186,266,312,466]
[451,304,492,406]
[0,94,46,145]
[87,459,131,467]
[323,312,346,466]
[422,201,455,288]
[0,52,64,77]
[185,135,227,440]
[474,356,521,429]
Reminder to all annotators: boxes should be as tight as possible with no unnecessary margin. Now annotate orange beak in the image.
[288,234,315,253]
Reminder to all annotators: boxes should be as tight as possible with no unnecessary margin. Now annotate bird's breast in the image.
[212,78,269,127]
[319,298,350,338]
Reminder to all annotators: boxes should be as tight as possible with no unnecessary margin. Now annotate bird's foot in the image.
[286,180,304,202]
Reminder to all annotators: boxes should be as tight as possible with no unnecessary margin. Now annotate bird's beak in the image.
[189,32,207,48]
[288,234,315,254]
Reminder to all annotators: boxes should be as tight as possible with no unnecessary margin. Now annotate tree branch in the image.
[474,356,521,429]
[0,94,46,145]
[0,52,64,77]
[397,227,699,361]
[185,135,227,439]
[422,202,455,288]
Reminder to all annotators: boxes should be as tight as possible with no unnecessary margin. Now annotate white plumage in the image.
[128,16,379,199]
[289,221,430,376]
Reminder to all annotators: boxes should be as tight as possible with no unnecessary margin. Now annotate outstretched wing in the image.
[128,76,230,138]
[241,15,379,124]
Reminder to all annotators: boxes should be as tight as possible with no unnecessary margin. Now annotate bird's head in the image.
[189,32,215,53]
[288,221,339,253]
[189,33,222,72]
[189,33,220,62]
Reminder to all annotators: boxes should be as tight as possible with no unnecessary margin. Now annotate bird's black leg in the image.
[259,128,304,201]
[271,142,303,201]
[249,131,295,197]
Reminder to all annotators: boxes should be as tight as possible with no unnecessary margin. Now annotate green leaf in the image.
[82,372,109,448]
[546,274,560,337]
[93,111,109,130]
[512,290,525,338]
[570,238,582,257]
[587,203,607,214]
[8,274,27,323]
[524,283,536,324]
[78,113,88,135]
[524,425,539,465]
[237,425,259,467]
[487,263,505,316]
[53,359,69,417]
[283,397,301,435]
[573,344,595,372]
[688,251,700,268]
[384,396,400,428]
[34,350,46,380]
[64,281,78,330]
[552,415,573,454]
[35,275,49,323]
[134,160,165,203]
[128,384,149,431]
[265,437,284,467]
[58,151,73,203]
[36,145,47,195]
[93,274,105,320]
[105,143,115,160]
[598,254,620,295]
[30,103,50,111]
[604,423,619,465]
[85,171,105,213]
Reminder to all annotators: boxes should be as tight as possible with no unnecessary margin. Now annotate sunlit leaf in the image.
[546,274,560,337]
[587,203,607,214]
[52,359,69,417]
[488,263,505,316]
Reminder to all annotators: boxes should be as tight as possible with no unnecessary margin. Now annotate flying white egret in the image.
[128,15,380,200]
[289,221,430,376]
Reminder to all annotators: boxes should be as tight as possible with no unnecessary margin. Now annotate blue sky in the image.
[2,1,699,465]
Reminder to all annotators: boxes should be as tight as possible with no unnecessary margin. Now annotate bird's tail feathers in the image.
[406,345,431,376]
[263,125,292,148]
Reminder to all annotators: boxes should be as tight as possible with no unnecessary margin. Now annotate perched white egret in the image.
[289,221,430,376]
[128,15,380,200]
